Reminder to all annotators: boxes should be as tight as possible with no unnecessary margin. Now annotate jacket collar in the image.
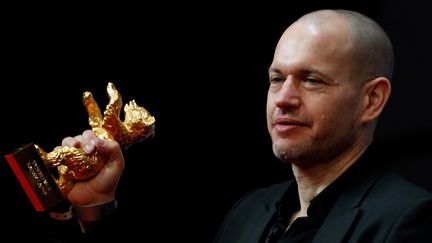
[311,153,384,243]
[233,148,384,243]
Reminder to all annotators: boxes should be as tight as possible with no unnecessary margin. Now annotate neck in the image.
[291,140,370,217]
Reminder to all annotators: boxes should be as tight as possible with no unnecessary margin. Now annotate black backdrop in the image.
[1,1,431,242]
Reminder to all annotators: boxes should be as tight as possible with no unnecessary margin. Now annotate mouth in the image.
[273,117,307,134]
[274,117,306,126]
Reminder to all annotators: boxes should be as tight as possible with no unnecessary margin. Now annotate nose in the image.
[274,77,301,109]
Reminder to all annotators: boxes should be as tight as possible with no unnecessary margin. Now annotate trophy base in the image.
[5,143,64,211]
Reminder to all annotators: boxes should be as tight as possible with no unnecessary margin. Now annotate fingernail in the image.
[84,144,94,153]
[97,139,105,146]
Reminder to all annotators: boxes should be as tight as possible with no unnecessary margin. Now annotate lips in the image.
[273,117,307,134]
[274,117,306,126]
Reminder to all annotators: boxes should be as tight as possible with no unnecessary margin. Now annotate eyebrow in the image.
[268,67,281,74]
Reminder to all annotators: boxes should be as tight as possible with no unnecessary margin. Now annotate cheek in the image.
[266,96,274,119]
[315,97,359,130]
[266,104,273,131]
[315,112,332,132]
[310,102,343,129]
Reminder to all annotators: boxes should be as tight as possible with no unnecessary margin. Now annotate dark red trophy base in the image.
[5,143,64,211]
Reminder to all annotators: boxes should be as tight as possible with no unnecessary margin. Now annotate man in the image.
[49,9,431,243]
[212,9,432,243]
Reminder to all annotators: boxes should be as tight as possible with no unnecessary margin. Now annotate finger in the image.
[82,129,98,141]
[62,136,80,147]
[93,139,117,154]
[73,135,84,143]
[95,139,124,170]
[81,130,99,154]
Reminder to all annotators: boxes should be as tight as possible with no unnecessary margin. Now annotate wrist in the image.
[74,199,118,233]
[73,199,118,223]
[48,199,118,233]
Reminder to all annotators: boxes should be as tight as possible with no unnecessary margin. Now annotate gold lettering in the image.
[26,160,52,195]
[26,162,39,181]
[42,179,52,192]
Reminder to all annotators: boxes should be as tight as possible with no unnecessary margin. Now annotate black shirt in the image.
[264,159,364,243]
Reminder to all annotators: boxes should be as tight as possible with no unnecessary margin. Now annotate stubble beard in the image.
[272,139,316,164]
[272,131,355,166]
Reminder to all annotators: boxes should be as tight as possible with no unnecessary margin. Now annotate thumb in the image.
[95,139,125,171]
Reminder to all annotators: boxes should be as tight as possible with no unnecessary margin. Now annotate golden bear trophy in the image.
[5,82,155,211]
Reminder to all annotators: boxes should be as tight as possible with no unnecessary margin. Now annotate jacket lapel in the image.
[239,181,293,243]
[312,165,383,243]
[239,202,278,243]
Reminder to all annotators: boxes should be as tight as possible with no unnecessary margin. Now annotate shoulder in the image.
[354,170,432,241]
[217,180,292,219]
[233,180,292,209]
[217,180,292,223]
[212,180,292,242]
[368,170,431,205]
[358,169,432,223]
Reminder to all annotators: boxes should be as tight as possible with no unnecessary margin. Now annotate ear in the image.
[361,77,391,123]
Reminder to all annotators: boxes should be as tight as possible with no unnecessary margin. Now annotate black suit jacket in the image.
[213,160,432,243]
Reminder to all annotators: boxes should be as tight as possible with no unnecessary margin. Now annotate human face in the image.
[267,19,365,165]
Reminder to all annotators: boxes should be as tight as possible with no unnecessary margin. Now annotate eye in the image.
[303,78,319,84]
[269,76,284,84]
[301,78,323,88]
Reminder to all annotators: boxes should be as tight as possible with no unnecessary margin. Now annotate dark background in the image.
[1,1,431,242]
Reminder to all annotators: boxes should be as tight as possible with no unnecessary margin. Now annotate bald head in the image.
[293,9,394,82]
